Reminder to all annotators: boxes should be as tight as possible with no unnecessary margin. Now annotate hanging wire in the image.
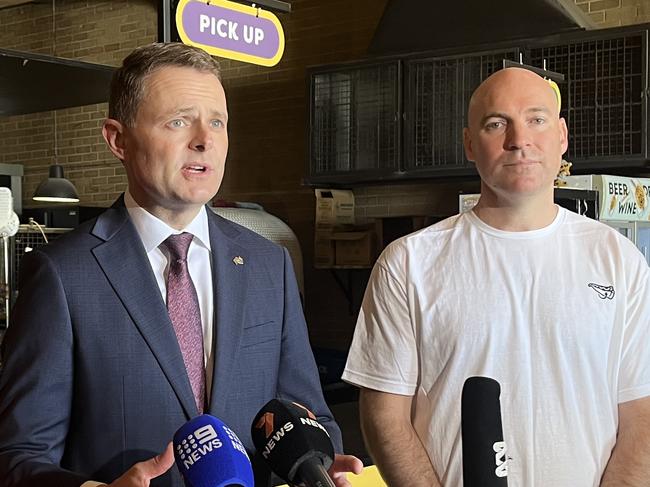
[52,0,58,165]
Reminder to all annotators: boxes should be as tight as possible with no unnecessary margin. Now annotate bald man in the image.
[342,67,650,486]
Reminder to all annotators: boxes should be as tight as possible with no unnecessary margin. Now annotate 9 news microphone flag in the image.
[461,376,508,486]
[251,399,335,487]
[174,414,254,487]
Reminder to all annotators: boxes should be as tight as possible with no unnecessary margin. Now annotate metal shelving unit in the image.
[404,48,520,174]
[309,60,401,182]
[528,27,647,164]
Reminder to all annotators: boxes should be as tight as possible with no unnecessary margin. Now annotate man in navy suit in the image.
[0,43,361,487]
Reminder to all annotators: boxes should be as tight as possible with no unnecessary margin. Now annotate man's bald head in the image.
[462,66,569,210]
[467,67,560,129]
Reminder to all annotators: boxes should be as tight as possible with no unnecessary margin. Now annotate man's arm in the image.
[600,396,650,486]
[0,250,84,487]
[359,388,440,487]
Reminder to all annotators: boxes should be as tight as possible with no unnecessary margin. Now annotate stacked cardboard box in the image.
[314,189,378,268]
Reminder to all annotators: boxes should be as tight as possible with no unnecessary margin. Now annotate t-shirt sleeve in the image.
[342,248,418,396]
[618,257,650,403]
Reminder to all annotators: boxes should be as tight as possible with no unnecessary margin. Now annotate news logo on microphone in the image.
[253,401,330,461]
[174,414,254,487]
[251,399,335,487]
[461,376,509,486]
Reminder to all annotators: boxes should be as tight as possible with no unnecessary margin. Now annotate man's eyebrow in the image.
[155,107,195,121]
[157,107,228,120]
[210,109,228,120]
[171,107,197,116]
[479,106,551,125]
[525,106,551,115]
[480,112,509,125]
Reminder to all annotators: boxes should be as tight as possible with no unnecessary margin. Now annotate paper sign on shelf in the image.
[314,189,355,230]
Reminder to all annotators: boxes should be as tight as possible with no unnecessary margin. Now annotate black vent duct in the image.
[368,0,595,56]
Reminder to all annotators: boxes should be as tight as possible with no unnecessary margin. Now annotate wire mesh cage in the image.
[529,31,646,161]
[9,226,70,306]
[310,61,400,176]
[405,49,519,171]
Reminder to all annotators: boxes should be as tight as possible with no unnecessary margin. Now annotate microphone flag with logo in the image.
[173,414,254,487]
[461,376,509,487]
[251,399,335,487]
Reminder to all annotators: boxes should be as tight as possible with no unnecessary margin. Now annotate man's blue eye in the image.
[486,121,504,130]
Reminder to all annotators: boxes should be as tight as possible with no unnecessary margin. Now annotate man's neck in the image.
[149,206,203,231]
[473,190,558,231]
[125,191,203,230]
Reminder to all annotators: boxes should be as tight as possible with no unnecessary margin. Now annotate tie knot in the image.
[162,232,194,261]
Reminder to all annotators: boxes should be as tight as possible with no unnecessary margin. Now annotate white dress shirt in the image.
[123,191,215,396]
[80,194,216,486]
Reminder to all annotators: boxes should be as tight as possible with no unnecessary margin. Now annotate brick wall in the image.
[215,0,390,349]
[575,0,650,27]
[0,0,157,207]
[1,0,648,349]
[0,0,388,349]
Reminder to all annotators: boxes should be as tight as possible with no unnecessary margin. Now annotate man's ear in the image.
[102,118,127,161]
[463,127,475,162]
[558,117,569,156]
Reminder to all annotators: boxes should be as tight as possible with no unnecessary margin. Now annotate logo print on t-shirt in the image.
[588,283,615,300]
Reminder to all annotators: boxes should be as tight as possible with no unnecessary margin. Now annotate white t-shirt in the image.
[342,207,650,486]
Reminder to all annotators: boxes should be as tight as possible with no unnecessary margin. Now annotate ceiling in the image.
[0,48,114,116]
[369,0,595,56]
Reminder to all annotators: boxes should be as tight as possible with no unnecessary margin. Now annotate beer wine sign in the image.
[175,0,285,67]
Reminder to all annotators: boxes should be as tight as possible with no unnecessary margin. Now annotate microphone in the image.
[251,399,335,487]
[461,376,508,486]
[173,414,254,487]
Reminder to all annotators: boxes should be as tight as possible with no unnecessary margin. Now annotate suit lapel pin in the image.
[233,256,244,265]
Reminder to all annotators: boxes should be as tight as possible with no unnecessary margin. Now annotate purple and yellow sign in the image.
[175,0,285,67]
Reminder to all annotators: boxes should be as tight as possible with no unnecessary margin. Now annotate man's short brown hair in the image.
[109,42,221,127]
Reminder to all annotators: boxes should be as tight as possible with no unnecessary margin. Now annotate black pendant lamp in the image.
[32,163,79,203]
[32,0,79,205]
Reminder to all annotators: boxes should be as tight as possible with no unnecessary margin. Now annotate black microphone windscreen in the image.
[461,376,508,486]
[251,399,335,485]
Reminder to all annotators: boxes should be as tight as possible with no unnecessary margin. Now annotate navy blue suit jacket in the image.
[0,200,341,486]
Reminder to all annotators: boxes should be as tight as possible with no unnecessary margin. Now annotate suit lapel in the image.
[207,211,249,414]
[91,203,198,418]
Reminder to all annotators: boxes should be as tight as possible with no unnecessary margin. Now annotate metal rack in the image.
[0,225,71,329]
[529,30,646,161]
[405,49,519,171]
[307,24,650,185]
[310,61,401,178]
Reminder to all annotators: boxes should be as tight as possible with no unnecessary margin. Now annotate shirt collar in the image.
[124,190,211,253]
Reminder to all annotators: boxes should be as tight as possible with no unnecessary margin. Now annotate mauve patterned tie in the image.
[162,232,206,414]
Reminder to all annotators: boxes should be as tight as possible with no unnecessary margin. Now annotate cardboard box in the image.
[314,231,336,268]
[314,225,378,268]
[331,230,375,267]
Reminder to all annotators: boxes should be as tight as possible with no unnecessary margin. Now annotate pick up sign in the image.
[175,0,285,67]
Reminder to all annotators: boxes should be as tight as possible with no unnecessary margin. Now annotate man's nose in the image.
[504,122,531,150]
[190,126,214,152]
